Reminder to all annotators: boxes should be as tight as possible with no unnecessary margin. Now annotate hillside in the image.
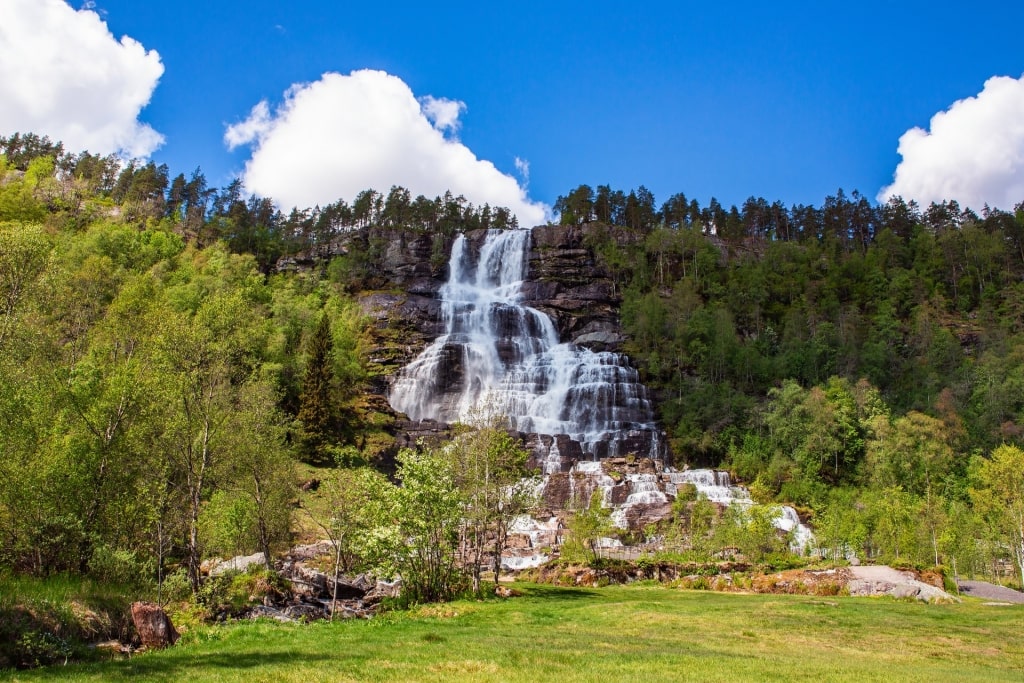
[1,134,1023,646]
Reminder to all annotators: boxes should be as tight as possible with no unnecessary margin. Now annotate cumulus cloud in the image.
[0,0,164,158]
[225,70,549,227]
[419,95,466,135]
[879,74,1024,211]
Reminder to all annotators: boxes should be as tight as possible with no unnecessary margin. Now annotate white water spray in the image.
[389,229,659,459]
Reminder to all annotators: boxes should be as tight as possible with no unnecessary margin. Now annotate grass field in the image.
[3,584,1022,682]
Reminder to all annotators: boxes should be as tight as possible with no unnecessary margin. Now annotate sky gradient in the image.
[2,0,1023,224]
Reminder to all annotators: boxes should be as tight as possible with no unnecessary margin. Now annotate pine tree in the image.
[297,313,335,463]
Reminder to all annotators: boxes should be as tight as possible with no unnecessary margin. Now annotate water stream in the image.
[389,228,659,459]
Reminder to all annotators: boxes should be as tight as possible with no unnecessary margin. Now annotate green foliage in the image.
[865,411,955,495]
[714,504,790,563]
[361,446,467,605]
[0,572,135,669]
[448,421,537,591]
[562,490,615,564]
[0,220,51,351]
[970,444,1024,586]
[196,566,290,619]
[297,313,336,460]
[86,545,152,591]
[200,491,262,559]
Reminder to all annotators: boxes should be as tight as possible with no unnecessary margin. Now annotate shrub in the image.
[16,631,73,668]
[88,546,152,590]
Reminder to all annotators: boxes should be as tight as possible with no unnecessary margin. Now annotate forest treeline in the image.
[1,133,1022,594]
[0,133,517,273]
[554,181,1024,583]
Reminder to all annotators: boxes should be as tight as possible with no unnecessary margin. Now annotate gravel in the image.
[957,580,1024,604]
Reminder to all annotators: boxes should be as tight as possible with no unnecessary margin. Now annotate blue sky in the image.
[3,1,1024,223]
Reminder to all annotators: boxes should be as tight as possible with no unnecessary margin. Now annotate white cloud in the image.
[225,70,549,227]
[879,74,1024,211]
[514,156,530,187]
[419,95,465,135]
[0,0,164,158]
[224,101,272,150]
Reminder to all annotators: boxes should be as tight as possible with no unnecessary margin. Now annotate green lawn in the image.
[4,584,1022,682]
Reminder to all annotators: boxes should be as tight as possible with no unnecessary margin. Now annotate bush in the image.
[16,631,73,668]
[88,546,152,590]
[159,568,192,604]
[195,567,289,620]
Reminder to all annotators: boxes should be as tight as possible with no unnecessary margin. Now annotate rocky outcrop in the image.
[202,545,392,622]
[523,224,624,349]
[207,552,267,576]
[277,228,451,290]
[846,565,958,602]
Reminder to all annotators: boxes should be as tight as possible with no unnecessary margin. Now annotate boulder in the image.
[130,602,179,649]
[208,552,266,576]
[363,578,402,604]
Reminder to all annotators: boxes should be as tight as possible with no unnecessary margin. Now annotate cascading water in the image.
[389,228,660,460]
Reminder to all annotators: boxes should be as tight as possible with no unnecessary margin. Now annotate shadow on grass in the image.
[518,585,600,600]
[24,651,333,681]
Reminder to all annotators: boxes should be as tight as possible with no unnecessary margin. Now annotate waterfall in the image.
[389,228,659,459]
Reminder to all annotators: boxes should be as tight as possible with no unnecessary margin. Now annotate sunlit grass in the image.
[4,584,1022,682]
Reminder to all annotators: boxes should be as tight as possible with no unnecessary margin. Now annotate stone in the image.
[283,603,327,621]
[284,565,328,597]
[130,602,179,649]
[248,605,294,623]
[363,578,402,604]
[208,552,266,576]
[327,575,370,600]
[285,540,334,561]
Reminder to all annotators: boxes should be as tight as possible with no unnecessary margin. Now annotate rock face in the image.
[130,602,179,649]
[288,223,639,394]
[522,224,626,349]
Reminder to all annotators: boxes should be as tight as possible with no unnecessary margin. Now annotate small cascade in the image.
[775,505,815,551]
[665,469,750,505]
[624,473,668,505]
[541,441,562,476]
[504,464,815,568]
[503,515,561,570]
[571,461,617,506]
[666,468,814,552]
[389,228,660,459]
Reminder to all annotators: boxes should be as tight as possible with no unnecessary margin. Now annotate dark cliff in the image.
[276,223,655,458]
